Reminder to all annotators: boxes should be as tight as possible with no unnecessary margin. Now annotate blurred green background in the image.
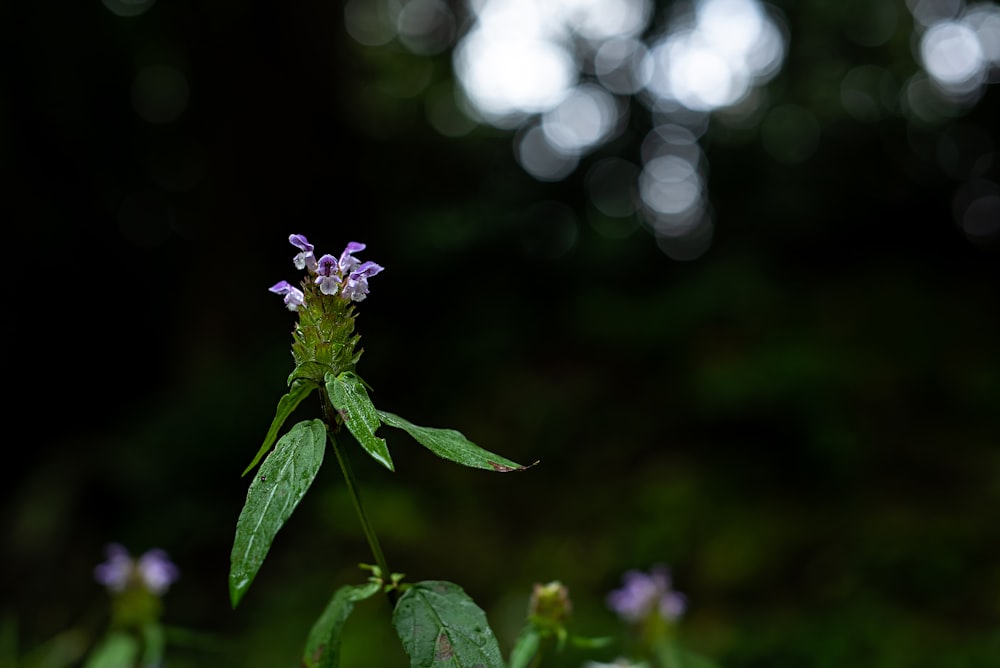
[3,0,1000,666]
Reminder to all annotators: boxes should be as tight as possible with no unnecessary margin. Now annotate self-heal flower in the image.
[337,241,366,276]
[290,234,317,272]
[95,543,180,595]
[269,280,306,311]
[606,565,686,624]
[314,254,340,295]
[341,261,384,302]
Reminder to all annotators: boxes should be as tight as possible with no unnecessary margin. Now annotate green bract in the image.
[289,280,364,385]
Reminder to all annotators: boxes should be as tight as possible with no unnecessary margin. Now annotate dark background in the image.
[3,0,1000,666]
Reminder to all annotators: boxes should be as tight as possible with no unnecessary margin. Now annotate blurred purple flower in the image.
[137,548,181,595]
[94,543,133,593]
[95,543,179,595]
[606,565,686,624]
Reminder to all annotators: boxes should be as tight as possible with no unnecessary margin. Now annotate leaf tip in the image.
[487,459,538,472]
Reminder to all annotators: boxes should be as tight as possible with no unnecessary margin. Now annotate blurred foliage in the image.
[3,0,1000,666]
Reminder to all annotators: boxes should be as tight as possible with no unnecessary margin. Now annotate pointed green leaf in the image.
[326,372,393,471]
[230,419,326,608]
[393,580,504,668]
[378,411,530,472]
[242,379,318,476]
[303,581,382,668]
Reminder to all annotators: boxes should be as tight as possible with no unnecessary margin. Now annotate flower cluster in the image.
[269,234,384,310]
[94,543,180,595]
[529,580,573,625]
[606,565,686,624]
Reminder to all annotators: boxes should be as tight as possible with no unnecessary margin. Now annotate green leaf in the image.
[84,632,139,668]
[302,581,382,668]
[507,626,541,668]
[378,411,530,472]
[568,634,613,649]
[326,372,394,471]
[141,623,165,666]
[242,379,318,476]
[393,580,504,668]
[230,419,326,608]
[655,640,720,668]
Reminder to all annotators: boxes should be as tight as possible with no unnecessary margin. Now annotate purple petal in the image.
[288,234,313,252]
[316,254,338,276]
[315,274,340,295]
[283,287,305,310]
[351,261,384,280]
[269,280,293,294]
[341,276,370,302]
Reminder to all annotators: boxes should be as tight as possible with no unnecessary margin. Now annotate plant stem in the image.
[327,429,398,605]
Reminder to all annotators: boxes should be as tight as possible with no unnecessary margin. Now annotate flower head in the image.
[269,280,305,311]
[270,235,384,309]
[95,543,179,595]
[529,580,573,625]
[606,565,686,624]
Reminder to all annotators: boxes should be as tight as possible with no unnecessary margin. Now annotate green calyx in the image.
[287,280,364,385]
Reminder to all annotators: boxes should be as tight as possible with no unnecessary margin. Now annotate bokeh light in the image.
[952,178,1000,244]
[102,0,156,18]
[131,65,189,124]
[643,0,785,112]
[909,1,1000,105]
[339,0,1000,260]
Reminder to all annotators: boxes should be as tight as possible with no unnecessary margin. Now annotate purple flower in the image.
[341,261,384,302]
[314,254,341,295]
[137,548,181,595]
[95,543,179,595]
[269,280,306,311]
[94,543,133,593]
[290,234,317,272]
[271,236,384,307]
[337,241,366,276]
[606,565,686,624]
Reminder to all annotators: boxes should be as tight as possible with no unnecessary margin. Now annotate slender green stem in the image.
[327,430,398,605]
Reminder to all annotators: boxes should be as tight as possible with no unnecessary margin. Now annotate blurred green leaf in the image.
[230,419,326,608]
[507,626,541,668]
[654,640,719,668]
[140,623,164,667]
[327,372,394,471]
[303,581,382,668]
[378,411,530,472]
[242,379,318,476]
[83,632,139,668]
[392,580,504,668]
